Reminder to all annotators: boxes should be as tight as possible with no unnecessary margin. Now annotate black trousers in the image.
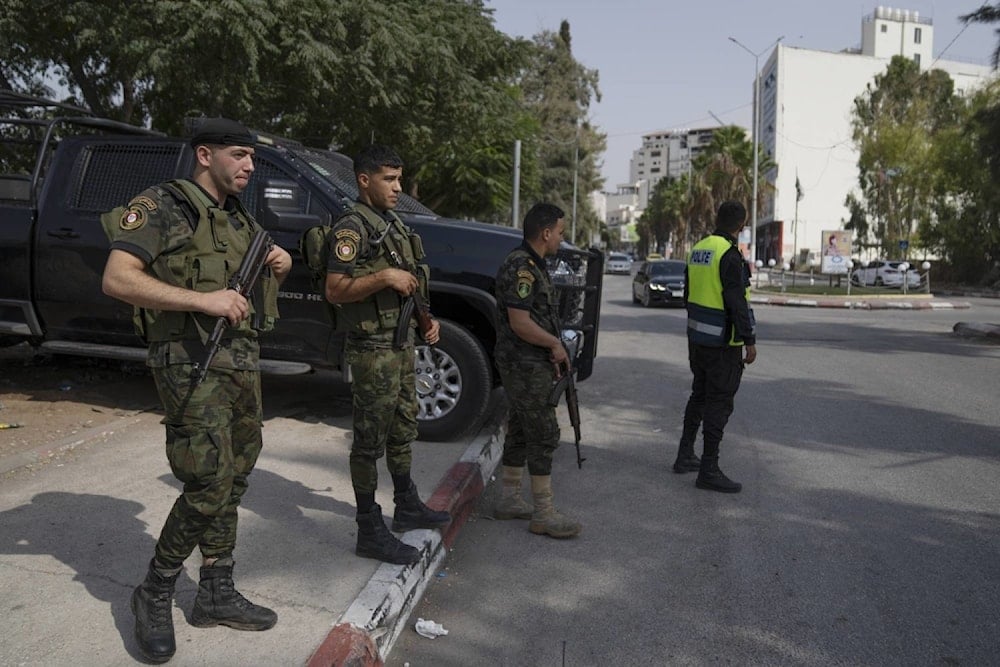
[680,342,745,458]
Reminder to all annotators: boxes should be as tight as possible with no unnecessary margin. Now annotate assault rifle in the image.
[192,229,274,385]
[548,351,585,469]
[376,234,434,349]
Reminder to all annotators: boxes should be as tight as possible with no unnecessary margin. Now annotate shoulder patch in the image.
[335,228,361,243]
[334,235,358,262]
[516,270,535,299]
[129,195,158,212]
[119,205,147,231]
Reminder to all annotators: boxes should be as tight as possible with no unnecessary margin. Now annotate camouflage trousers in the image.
[150,364,263,569]
[497,359,560,476]
[345,339,417,493]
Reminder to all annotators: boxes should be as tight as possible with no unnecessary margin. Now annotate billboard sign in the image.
[820,230,852,275]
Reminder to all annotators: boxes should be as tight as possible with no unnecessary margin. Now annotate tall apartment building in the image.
[755,6,993,264]
[628,127,715,210]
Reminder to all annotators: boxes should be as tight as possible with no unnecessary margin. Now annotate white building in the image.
[756,6,994,265]
[602,182,646,247]
[628,127,716,210]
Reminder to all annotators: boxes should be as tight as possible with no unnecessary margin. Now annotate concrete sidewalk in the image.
[0,384,506,667]
[751,293,972,310]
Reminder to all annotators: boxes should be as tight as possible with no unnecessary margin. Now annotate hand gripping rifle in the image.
[374,233,434,349]
[192,229,274,385]
[548,349,585,469]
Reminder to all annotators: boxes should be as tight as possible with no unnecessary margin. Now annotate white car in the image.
[850,260,921,288]
[606,252,632,275]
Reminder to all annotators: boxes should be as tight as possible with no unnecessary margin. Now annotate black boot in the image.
[132,559,179,664]
[391,481,451,532]
[672,443,701,474]
[357,504,421,565]
[696,456,742,493]
[191,559,277,631]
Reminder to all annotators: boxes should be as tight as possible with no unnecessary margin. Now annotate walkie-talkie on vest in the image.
[192,229,274,385]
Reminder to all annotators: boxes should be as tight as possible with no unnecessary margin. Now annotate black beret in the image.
[189,118,255,148]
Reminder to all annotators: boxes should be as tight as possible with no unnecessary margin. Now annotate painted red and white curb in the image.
[306,406,506,667]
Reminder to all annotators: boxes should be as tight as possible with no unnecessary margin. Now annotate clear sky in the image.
[486,0,998,190]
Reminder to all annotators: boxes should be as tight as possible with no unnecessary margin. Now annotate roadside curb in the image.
[751,295,971,310]
[953,321,1000,341]
[306,399,507,667]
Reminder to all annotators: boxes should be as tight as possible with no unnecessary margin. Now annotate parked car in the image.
[850,260,921,288]
[606,252,632,275]
[632,259,686,307]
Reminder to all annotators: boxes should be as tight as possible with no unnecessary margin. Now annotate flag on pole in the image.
[795,175,804,202]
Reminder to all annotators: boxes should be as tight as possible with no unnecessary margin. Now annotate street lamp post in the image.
[728,35,783,265]
[571,136,579,245]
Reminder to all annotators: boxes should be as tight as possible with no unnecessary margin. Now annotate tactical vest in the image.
[334,203,429,336]
[686,235,749,347]
[495,247,560,363]
[102,179,278,343]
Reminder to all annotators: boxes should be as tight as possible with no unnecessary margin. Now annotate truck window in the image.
[71,143,183,211]
[0,175,31,202]
[240,157,305,219]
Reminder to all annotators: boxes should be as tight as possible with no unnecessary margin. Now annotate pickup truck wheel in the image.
[414,319,492,442]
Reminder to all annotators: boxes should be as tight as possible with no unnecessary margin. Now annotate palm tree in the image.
[686,125,775,236]
[961,3,1000,68]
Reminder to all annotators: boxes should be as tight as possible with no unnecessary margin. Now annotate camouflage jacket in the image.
[494,242,560,365]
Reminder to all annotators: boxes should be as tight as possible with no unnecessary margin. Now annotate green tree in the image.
[687,125,774,240]
[961,3,1000,68]
[640,174,692,258]
[850,56,960,258]
[921,79,1000,284]
[518,20,606,245]
[0,0,534,221]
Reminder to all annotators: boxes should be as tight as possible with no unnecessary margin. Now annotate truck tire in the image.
[414,318,492,442]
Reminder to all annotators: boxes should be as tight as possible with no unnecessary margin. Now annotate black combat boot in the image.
[356,504,421,565]
[391,481,451,532]
[131,559,179,664]
[695,455,742,493]
[190,559,277,631]
[672,442,701,474]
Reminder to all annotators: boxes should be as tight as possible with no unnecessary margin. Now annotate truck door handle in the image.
[48,228,80,240]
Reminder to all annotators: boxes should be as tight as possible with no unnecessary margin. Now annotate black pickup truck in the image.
[0,91,603,441]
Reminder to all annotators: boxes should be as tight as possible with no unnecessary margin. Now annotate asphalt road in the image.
[389,277,1000,666]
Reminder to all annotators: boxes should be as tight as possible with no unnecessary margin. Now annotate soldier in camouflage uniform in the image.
[101,118,292,664]
[324,144,450,565]
[494,203,581,539]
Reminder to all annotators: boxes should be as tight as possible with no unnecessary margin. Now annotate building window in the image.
[650,150,661,157]
[914,53,921,66]
[914,28,921,44]
[880,24,887,33]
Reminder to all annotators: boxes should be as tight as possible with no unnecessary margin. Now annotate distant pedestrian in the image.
[493,203,580,537]
[673,200,756,493]
[101,118,292,663]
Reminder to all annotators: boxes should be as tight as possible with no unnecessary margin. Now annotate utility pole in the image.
[571,119,580,246]
[512,140,521,228]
